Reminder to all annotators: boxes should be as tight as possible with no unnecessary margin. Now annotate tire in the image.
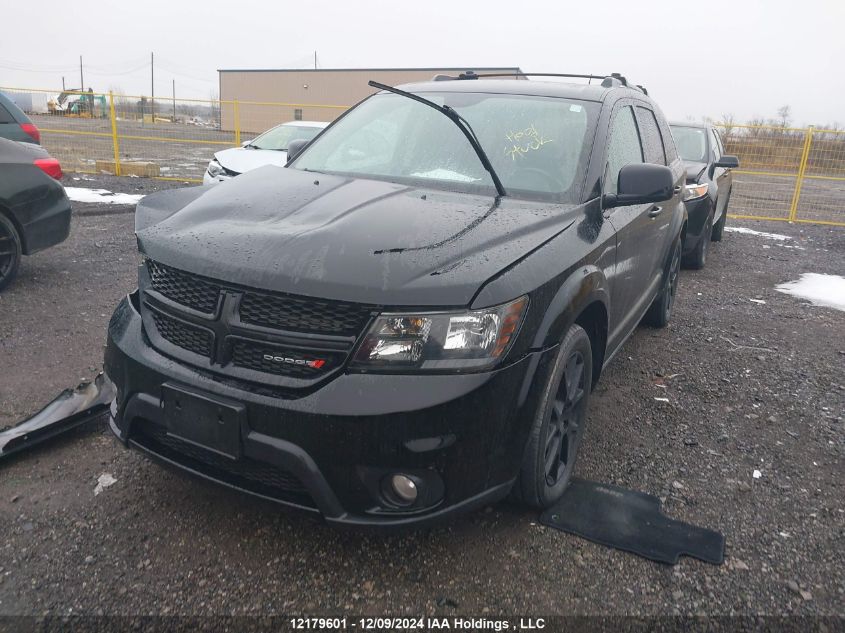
[711,189,730,242]
[644,237,681,328]
[512,323,593,509]
[682,213,712,270]
[0,214,22,292]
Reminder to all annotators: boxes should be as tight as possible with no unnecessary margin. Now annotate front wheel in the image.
[643,237,681,328]
[512,323,593,509]
[683,213,712,270]
[711,189,730,242]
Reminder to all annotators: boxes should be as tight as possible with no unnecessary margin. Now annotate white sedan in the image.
[203,120,328,185]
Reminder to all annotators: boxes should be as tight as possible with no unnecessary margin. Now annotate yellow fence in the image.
[0,87,347,184]
[715,123,845,226]
[1,87,843,226]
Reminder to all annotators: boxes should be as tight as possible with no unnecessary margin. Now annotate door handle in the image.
[648,205,663,218]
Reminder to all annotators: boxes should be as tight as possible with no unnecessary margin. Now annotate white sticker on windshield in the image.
[570,104,583,112]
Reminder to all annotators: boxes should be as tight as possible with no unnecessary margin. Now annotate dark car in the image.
[104,73,687,526]
[0,138,71,290]
[0,92,41,144]
[670,122,739,268]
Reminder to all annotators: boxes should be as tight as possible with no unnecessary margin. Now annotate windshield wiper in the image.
[368,81,507,197]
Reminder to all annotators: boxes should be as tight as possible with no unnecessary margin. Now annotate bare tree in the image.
[777,105,792,129]
[720,113,737,144]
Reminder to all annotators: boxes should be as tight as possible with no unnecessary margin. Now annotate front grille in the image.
[231,341,342,378]
[150,310,213,357]
[240,291,371,336]
[147,260,220,314]
[133,423,314,506]
[142,259,373,383]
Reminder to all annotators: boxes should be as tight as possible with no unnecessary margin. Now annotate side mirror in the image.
[286,138,310,163]
[714,155,739,169]
[602,163,675,209]
[241,139,254,147]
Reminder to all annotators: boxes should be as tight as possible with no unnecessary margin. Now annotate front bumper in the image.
[201,171,233,185]
[105,293,555,527]
[682,194,714,254]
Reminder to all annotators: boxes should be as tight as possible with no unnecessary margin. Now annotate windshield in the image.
[290,92,599,201]
[671,125,708,162]
[251,124,324,151]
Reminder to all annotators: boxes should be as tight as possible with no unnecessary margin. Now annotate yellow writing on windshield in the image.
[504,124,553,160]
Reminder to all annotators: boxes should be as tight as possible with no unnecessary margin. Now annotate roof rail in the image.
[429,71,649,95]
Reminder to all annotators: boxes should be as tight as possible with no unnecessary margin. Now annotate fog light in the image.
[390,474,418,504]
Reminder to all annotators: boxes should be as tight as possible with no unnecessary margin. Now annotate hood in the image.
[135,166,578,306]
[684,161,708,183]
[214,146,288,174]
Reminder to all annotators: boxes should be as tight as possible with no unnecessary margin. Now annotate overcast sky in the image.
[3,0,843,126]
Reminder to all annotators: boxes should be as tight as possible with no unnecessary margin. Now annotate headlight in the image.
[351,296,528,372]
[683,183,709,201]
[207,159,224,178]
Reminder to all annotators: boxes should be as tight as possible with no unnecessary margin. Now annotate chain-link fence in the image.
[2,87,843,226]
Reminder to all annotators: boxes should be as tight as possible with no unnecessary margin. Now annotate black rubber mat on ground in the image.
[539,479,725,565]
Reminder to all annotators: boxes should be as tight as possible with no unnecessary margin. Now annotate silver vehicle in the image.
[203,120,328,184]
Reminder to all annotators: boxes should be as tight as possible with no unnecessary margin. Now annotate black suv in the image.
[670,122,739,268]
[105,73,687,526]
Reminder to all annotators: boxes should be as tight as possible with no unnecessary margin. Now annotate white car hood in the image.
[214,146,288,174]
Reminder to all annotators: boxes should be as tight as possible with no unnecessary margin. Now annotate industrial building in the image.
[218,67,522,133]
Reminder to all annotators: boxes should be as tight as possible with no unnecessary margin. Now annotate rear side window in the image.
[652,108,679,163]
[636,107,666,165]
[0,102,14,124]
[605,105,643,194]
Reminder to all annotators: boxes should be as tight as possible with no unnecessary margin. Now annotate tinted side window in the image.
[636,106,666,165]
[605,106,643,194]
[710,130,722,161]
[0,102,14,124]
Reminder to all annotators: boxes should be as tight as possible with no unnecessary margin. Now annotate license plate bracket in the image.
[162,384,245,460]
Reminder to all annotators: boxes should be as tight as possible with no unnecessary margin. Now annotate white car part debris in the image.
[775,273,845,312]
[753,470,762,479]
[94,473,117,496]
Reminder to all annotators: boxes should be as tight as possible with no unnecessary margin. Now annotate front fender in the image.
[529,265,610,350]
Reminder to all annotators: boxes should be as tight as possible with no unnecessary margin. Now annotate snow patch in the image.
[724,226,790,241]
[65,187,144,206]
[775,273,845,312]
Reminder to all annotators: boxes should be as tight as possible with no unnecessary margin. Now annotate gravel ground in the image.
[0,175,843,618]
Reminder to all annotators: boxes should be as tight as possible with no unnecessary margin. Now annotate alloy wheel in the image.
[543,350,586,486]
[0,221,17,283]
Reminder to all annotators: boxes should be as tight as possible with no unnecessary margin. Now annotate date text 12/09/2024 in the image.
[290,617,547,630]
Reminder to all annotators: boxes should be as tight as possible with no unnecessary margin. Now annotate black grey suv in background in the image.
[0,137,70,290]
[105,72,687,526]
[670,122,739,268]
[0,92,41,144]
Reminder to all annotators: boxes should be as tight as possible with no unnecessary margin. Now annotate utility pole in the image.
[62,76,66,90]
[79,56,84,91]
[314,51,317,69]
[150,52,155,124]
[172,79,176,122]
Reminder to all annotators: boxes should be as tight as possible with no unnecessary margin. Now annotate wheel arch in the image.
[530,265,609,386]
